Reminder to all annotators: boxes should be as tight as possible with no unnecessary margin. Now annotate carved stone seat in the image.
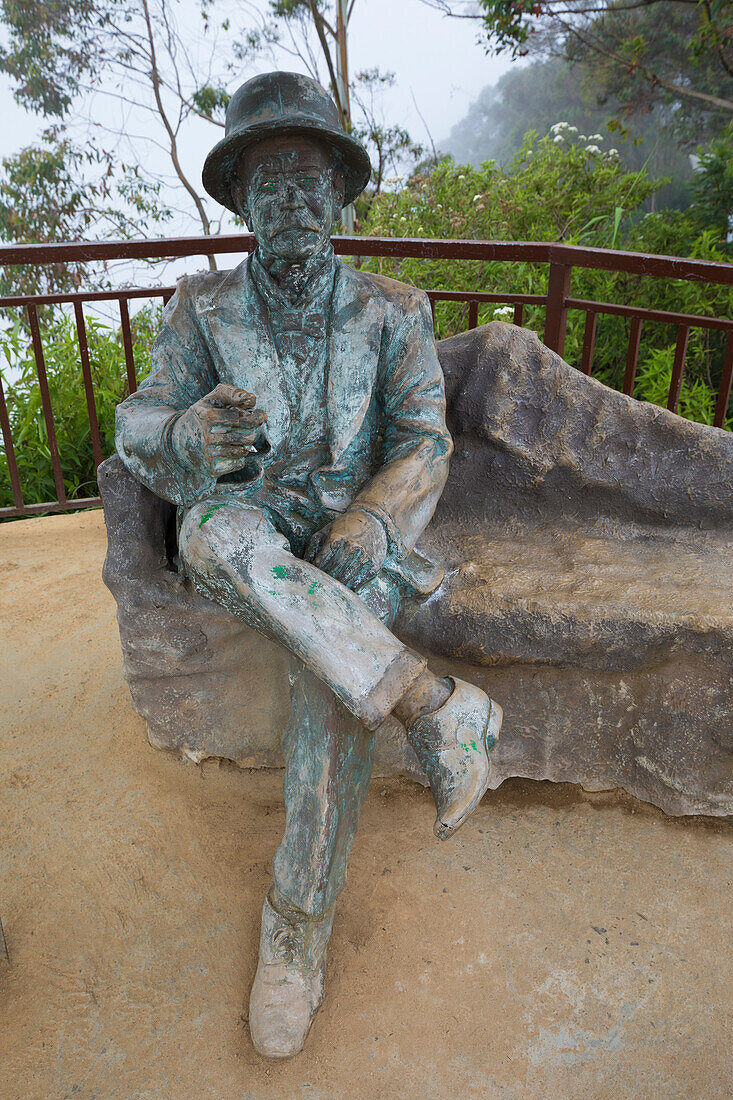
[100,322,733,816]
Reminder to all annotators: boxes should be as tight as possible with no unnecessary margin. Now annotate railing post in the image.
[580,310,598,376]
[713,332,733,429]
[0,372,24,514]
[623,317,643,396]
[27,302,66,507]
[119,299,138,394]
[544,261,572,356]
[667,324,690,413]
[74,301,104,470]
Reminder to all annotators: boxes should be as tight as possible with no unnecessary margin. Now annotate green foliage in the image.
[360,127,657,338]
[634,345,728,429]
[0,306,161,509]
[366,127,658,247]
[191,84,231,124]
[269,0,320,16]
[692,123,733,249]
[359,126,731,426]
[472,0,539,58]
[0,130,172,297]
[0,0,103,117]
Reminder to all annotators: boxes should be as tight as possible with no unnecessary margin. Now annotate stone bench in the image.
[100,322,733,817]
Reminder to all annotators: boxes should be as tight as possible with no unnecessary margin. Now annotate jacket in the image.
[115,255,453,593]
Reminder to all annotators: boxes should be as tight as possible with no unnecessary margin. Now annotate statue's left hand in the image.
[305,509,388,591]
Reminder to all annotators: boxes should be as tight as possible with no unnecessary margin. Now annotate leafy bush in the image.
[358,127,731,426]
[358,128,657,336]
[0,306,161,510]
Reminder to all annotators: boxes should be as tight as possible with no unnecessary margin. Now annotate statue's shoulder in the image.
[173,262,246,309]
[336,261,426,312]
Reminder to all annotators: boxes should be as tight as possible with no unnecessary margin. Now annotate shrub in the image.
[0,306,160,510]
[358,128,731,424]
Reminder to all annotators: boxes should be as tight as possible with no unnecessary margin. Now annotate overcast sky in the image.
[0,0,512,167]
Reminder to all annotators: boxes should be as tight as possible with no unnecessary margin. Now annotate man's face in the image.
[233,136,343,263]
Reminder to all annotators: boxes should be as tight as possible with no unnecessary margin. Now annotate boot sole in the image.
[433,700,503,840]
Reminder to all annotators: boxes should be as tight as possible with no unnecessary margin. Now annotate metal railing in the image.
[1,233,731,519]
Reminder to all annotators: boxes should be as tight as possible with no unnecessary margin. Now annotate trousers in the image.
[178,497,419,917]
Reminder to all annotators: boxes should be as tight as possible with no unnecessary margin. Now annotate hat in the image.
[202,71,371,212]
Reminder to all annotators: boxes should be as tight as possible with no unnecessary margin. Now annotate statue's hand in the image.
[305,508,388,591]
[171,383,268,478]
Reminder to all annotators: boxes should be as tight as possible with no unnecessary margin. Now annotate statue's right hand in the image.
[171,383,268,477]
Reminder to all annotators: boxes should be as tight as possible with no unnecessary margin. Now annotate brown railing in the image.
[1,234,731,519]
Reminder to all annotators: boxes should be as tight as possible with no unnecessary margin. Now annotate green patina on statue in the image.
[115,70,502,1059]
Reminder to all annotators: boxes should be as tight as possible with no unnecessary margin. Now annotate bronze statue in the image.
[115,70,502,1058]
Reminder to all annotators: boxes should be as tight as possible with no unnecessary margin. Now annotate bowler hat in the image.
[202,71,371,212]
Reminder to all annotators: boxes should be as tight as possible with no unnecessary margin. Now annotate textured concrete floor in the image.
[1,511,731,1099]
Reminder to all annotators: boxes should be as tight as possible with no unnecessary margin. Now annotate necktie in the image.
[278,310,326,338]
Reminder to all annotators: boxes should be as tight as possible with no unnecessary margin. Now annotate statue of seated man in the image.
[115,70,503,1059]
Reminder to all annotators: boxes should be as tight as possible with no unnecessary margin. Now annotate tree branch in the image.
[307,0,345,125]
[565,17,733,114]
[140,0,216,265]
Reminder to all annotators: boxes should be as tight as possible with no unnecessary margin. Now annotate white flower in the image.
[553,135,565,144]
[399,215,407,221]
[589,133,604,142]
[567,126,578,134]
[579,134,587,141]
[458,174,465,180]
[550,122,570,133]
[436,203,443,209]
[493,305,514,321]
[526,150,533,159]
[608,148,619,158]
[586,144,601,155]
[473,194,482,202]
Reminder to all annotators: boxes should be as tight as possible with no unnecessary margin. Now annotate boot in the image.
[248,891,334,1058]
[406,676,502,840]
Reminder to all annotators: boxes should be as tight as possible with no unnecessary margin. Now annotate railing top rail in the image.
[1,234,731,286]
[566,297,733,332]
[0,286,176,308]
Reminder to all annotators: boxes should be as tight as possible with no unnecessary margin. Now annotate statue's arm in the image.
[351,290,453,558]
[115,278,220,507]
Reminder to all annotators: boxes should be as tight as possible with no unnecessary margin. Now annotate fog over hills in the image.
[441,59,694,210]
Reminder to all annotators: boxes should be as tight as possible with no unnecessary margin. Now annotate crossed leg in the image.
[180,496,406,918]
[178,498,425,730]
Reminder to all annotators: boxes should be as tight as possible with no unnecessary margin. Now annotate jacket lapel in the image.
[201,257,387,466]
[327,263,386,463]
[202,257,290,448]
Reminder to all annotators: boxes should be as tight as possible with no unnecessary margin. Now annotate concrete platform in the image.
[1,510,731,1099]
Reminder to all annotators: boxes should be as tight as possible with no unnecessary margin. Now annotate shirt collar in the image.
[250,244,337,315]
